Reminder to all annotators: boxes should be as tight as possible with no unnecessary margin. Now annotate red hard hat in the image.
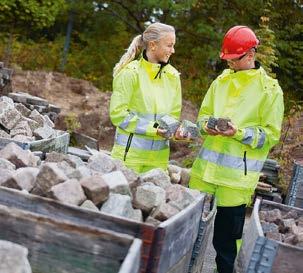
[220,26,259,60]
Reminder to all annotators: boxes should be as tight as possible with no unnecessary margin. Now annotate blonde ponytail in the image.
[113,22,175,77]
[113,35,143,77]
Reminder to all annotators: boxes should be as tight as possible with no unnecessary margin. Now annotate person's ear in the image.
[247,51,255,61]
[148,40,157,51]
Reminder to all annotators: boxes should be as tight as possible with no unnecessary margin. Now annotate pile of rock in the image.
[259,208,303,247]
[7,92,60,122]
[0,96,58,143]
[0,142,197,225]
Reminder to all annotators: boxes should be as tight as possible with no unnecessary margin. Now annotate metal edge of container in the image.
[0,130,70,153]
[235,198,264,273]
[119,238,142,273]
[149,193,205,273]
[285,160,303,206]
[188,197,217,273]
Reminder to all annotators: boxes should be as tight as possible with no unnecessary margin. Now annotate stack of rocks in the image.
[259,207,303,247]
[0,96,58,143]
[0,142,197,226]
[7,92,60,122]
[256,159,282,203]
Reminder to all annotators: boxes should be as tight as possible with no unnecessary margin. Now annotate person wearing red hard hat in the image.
[189,26,284,273]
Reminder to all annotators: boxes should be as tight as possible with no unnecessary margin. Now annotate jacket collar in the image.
[142,50,169,79]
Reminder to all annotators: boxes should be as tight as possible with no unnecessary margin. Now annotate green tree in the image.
[0,0,66,64]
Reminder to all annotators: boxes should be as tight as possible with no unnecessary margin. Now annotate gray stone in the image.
[261,221,279,234]
[283,210,299,220]
[33,125,55,139]
[131,209,143,222]
[180,168,191,187]
[165,184,199,210]
[80,175,109,205]
[22,117,39,131]
[281,218,298,233]
[265,209,282,223]
[158,115,181,138]
[87,152,116,174]
[284,234,296,245]
[57,161,82,180]
[0,158,16,170]
[0,168,14,185]
[43,114,54,128]
[47,179,86,206]
[102,171,131,196]
[145,216,161,226]
[12,135,34,142]
[0,142,38,168]
[151,202,180,221]
[168,164,182,184]
[8,92,29,104]
[77,165,92,178]
[45,152,84,169]
[0,96,14,105]
[26,95,48,106]
[68,146,91,161]
[0,130,10,138]
[114,159,140,193]
[80,200,99,212]
[0,101,22,130]
[180,120,200,138]
[100,193,135,219]
[266,232,283,242]
[14,103,31,117]
[31,162,68,195]
[2,167,39,192]
[140,168,172,189]
[28,109,44,127]
[134,183,166,213]
[0,240,32,273]
[66,154,85,168]
[10,120,32,137]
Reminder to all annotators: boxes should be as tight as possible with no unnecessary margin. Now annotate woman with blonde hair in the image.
[110,22,183,173]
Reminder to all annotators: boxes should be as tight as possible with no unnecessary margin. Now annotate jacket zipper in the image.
[243,151,247,176]
[123,133,134,161]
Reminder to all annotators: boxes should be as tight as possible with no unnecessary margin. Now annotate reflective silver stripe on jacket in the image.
[198,148,264,172]
[120,111,166,133]
[119,112,136,129]
[256,128,266,148]
[115,132,169,151]
[242,128,254,145]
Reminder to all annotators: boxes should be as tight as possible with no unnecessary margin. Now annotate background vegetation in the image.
[0,0,302,107]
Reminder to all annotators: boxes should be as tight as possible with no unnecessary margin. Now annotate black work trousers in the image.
[213,204,246,273]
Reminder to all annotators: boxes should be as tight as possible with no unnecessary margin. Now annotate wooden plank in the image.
[0,187,155,273]
[149,194,205,273]
[119,239,142,273]
[0,204,138,273]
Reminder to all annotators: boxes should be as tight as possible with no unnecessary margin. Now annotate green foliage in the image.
[64,112,80,134]
[0,0,66,30]
[0,0,302,103]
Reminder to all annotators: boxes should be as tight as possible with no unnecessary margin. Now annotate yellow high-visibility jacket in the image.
[110,56,181,173]
[190,66,284,191]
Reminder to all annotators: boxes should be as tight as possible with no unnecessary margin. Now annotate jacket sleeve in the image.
[110,68,158,137]
[233,84,284,150]
[196,82,216,136]
[169,76,182,120]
